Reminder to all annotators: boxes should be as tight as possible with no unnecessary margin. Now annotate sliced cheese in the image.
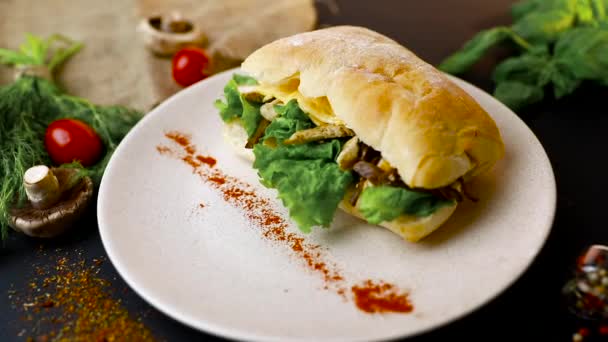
[255,81,344,126]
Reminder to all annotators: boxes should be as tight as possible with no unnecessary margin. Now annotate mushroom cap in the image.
[9,168,94,238]
[138,15,207,56]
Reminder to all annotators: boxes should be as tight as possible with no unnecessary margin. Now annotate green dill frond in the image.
[0,34,142,241]
[0,77,142,241]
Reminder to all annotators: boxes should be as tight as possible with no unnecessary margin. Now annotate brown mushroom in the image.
[138,13,207,56]
[9,166,94,238]
[352,161,387,185]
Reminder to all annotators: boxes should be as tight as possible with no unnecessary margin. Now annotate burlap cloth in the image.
[0,0,316,111]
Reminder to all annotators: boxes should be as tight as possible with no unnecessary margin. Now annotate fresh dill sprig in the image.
[0,35,142,241]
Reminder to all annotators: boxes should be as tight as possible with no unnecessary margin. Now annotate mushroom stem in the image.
[23,165,61,209]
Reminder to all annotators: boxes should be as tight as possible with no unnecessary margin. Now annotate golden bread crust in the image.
[339,194,458,242]
[242,26,504,189]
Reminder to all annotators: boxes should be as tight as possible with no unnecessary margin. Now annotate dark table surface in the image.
[2,0,607,341]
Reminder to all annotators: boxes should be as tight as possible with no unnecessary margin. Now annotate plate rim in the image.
[98,68,557,342]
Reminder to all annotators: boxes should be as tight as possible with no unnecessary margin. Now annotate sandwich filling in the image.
[215,74,458,233]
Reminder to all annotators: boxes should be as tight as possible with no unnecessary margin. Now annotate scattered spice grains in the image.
[8,248,155,341]
[165,131,216,167]
[159,131,413,314]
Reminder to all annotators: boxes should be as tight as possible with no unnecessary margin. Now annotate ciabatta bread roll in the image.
[221,26,504,242]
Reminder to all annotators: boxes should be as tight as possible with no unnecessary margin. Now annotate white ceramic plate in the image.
[98,69,556,341]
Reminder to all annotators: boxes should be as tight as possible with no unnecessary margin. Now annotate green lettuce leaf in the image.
[214,78,242,122]
[214,74,262,137]
[241,98,263,137]
[358,186,454,225]
[253,140,353,232]
[252,98,353,232]
[261,99,314,144]
[233,74,258,85]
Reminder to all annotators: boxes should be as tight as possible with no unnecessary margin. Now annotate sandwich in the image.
[214,26,504,242]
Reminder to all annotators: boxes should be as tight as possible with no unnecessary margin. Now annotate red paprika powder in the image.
[159,131,413,314]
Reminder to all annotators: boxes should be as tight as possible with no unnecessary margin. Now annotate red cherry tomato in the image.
[172,47,210,87]
[45,119,103,167]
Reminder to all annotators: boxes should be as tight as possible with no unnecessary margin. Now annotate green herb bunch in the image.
[0,35,142,240]
[440,0,608,110]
